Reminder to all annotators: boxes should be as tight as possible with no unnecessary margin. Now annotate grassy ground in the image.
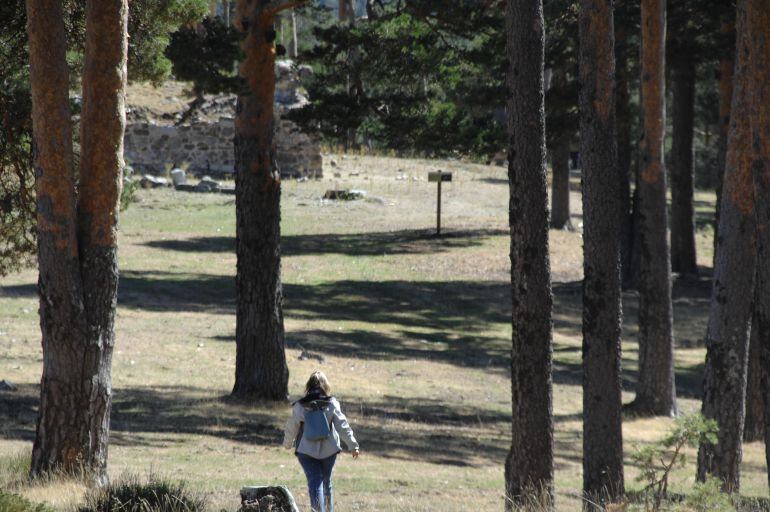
[0,154,767,511]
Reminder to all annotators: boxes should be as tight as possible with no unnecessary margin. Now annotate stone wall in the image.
[124,115,323,179]
[124,60,322,179]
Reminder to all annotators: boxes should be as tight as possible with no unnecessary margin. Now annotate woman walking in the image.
[283,371,359,512]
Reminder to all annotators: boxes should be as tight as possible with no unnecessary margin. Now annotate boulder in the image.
[240,486,299,512]
[196,176,220,193]
[140,175,168,188]
[170,168,187,186]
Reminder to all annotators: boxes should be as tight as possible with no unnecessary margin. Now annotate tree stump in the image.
[239,486,299,512]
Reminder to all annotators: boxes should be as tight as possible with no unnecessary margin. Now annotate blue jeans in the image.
[297,453,337,512]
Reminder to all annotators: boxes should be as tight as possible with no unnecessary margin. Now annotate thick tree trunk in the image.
[504,0,554,508]
[550,136,572,230]
[232,0,289,401]
[745,0,770,492]
[670,52,698,276]
[578,0,624,503]
[696,2,755,491]
[744,310,764,442]
[631,0,676,417]
[616,25,634,283]
[27,0,126,484]
[714,19,735,266]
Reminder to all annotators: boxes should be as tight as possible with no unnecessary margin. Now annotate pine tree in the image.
[631,0,677,417]
[26,0,127,483]
[696,0,756,491]
[578,0,624,501]
[504,0,554,507]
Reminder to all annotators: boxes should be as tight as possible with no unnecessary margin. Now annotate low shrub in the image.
[0,491,53,512]
[79,474,206,512]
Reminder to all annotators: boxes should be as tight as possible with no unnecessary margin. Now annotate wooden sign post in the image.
[428,170,452,235]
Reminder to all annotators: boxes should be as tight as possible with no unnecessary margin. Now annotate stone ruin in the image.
[124,60,323,180]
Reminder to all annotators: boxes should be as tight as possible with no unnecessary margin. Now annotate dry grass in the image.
[0,153,767,511]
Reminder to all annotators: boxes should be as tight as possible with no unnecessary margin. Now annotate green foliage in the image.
[0,74,35,277]
[0,492,53,512]
[79,475,206,512]
[120,172,140,212]
[165,16,242,97]
[630,413,719,512]
[681,477,735,512]
[289,1,506,158]
[128,0,210,85]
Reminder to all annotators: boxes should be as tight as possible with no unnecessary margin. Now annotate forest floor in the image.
[0,153,767,511]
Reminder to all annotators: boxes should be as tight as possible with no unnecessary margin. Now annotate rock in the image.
[196,176,220,193]
[0,379,17,392]
[329,159,338,167]
[140,175,168,188]
[323,189,366,201]
[170,168,187,186]
[240,486,299,512]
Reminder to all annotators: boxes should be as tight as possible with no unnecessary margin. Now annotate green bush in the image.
[120,165,140,212]
[630,413,720,512]
[0,491,53,512]
[681,477,735,512]
[79,475,205,512]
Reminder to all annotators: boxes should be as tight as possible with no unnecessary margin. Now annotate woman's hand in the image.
[352,449,360,459]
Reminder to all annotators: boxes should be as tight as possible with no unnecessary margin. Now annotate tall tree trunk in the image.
[669,51,698,276]
[290,9,298,59]
[578,0,624,503]
[616,25,634,283]
[631,0,677,417]
[504,0,554,507]
[744,308,764,442]
[232,0,294,401]
[27,0,126,484]
[696,1,755,491]
[550,135,572,230]
[714,19,735,266]
[745,0,770,493]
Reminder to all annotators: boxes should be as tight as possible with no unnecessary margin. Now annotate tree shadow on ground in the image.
[142,228,509,257]
[0,384,518,467]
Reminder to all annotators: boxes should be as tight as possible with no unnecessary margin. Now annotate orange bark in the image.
[640,0,666,185]
[79,0,128,247]
[25,0,78,255]
[725,14,753,216]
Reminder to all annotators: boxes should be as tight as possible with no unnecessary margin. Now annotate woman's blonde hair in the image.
[305,371,331,396]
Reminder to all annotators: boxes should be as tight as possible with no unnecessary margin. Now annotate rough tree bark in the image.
[745,0,770,492]
[504,0,554,507]
[696,1,755,491]
[616,23,634,284]
[27,0,127,484]
[714,18,735,265]
[550,135,572,230]
[631,0,676,417]
[578,0,624,503]
[232,0,302,401]
[670,50,698,276]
